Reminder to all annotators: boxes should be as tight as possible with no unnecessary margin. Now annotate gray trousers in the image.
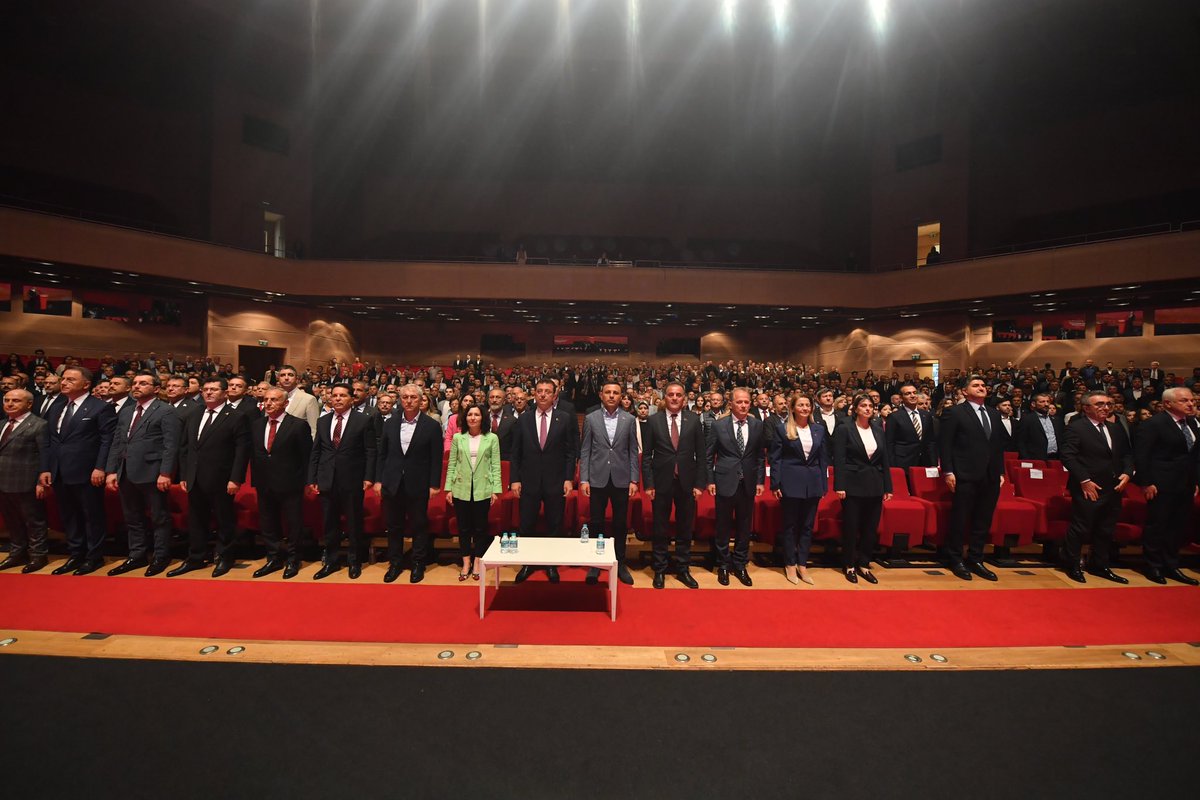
[0,490,48,559]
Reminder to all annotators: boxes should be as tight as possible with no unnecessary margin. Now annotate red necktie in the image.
[0,419,15,447]
[128,404,144,439]
[332,414,344,448]
[493,412,500,431]
[267,417,279,453]
[538,412,548,449]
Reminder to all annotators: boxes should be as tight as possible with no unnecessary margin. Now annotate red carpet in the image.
[3,572,1199,648]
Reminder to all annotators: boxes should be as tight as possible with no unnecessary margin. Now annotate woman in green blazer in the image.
[444,405,502,580]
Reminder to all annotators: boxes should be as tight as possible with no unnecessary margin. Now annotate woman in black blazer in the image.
[832,394,893,584]
[767,394,829,585]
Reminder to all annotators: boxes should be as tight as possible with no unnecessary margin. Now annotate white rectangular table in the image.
[478,537,619,621]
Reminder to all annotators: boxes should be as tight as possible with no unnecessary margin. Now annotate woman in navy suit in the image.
[832,394,893,584]
[768,394,829,585]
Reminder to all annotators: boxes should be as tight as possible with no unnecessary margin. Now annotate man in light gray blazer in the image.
[0,390,49,573]
[105,372,181,576]
[580,381,640,585]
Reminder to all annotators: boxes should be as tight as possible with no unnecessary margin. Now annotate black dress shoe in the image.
[677,570,699,589]
[1065,567,1086,584]
[108,558,148,576]
[716,567,730,586]
[844,569,858,584]
[857,569,879,585]
[166,559,206,577]
[546,566,560,583]
[617,564,634,585]
[1087,567,1129,585]
[967,561,998,581]
[1165,569,1199,586]
[52,556,84,575]
[1145,569,1167,585]
[733,569,752,587]
[408,564,424,583]
[22,558,48,574]
[73,558,105,576]
[313,563,339,580]
[253,559,284,578]
[0,556,27,571]
[211,558,236,578]
[514,565,534,583]
[282,560,301,580]
[585,567,601,585]
[948,561,972,581]
[652,572,665,589]
[383,563,403,583]
[144,561,169,577]
[348,563,362,580]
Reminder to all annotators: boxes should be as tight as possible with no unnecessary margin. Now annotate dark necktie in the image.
[128,404,144,439]
[267,418,279,453]
[493,412,500,432]
[0,419,15,447]
[911,410,922,438]
[1182,419,1195,451]
[332,414,344,448]
[978,406,991,437]
[670,414,680,450]
[61,400,77,432]
[736,420,746,455]
[199,409,216,441]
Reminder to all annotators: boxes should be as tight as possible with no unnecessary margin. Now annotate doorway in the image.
[239,345,287,383]
[892,359,940,384]
[916,221,941,267]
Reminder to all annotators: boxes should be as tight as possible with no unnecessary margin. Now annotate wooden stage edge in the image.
[2,629,1198,672]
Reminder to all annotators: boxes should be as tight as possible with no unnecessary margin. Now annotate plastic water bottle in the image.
[511,531,518,554]
[595,533,605,555]
[501,532,511,553]
[580,523,590,544]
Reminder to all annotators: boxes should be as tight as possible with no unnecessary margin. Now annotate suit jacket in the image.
[767,418,828,499]
[510,406,578,491]
[1017,413,1066,460]
[938,401,1004,483]
[706,415,766,497]
[997,416,1019,452]
[643,408,708,492]
[309,410,376,492]
[579,408,640,488]
[371,412,393,445]
[377,413,443,497]
[1122,387,1154,411]
[284,389,321,439]
[105,399,180,484]
[1060,416,1134,493]
[0,414,47,493]
[178,404,251,491]
[810,407,845,456]
[226,398,262,423]
[250,414,313,494]
[33,391,60,419]
[1134,412,1199,494]
[833,421,893,497]
[445,431,502,501]
[885,405,937,468]
[41,395,118,484]
[487,408,519,460]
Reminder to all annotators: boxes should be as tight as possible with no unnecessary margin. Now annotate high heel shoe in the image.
[784,566,800,586]
[857,567,878,585]
[844,569,858,584]
[798,568,814,586]
[458,568,470,582]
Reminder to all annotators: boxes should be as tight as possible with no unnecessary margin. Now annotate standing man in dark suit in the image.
[1017,393,1065,461]
[33,373,60,418]
[249,387,312,579]
[579,381,640,586]
[995,398,1019,453]
[485,388,517,460]
[706,387,765,586]
[811,387,844,456]
[104,373,180,576]
[39,366,117,575]
[0,390,49,573]
[938,375,1006,581]
[371,392,395,444]
[1133,387,1199,585]
[375,383,443,584]
[225,375,261,421]
[309,384,376,580]
[886,382,936,469]
[510,376,578,583]
[168,378,251,577]
[1059,392,1135,584]
[643,382,706,589]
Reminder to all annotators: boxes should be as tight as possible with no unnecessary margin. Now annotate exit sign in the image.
[258,340,269,347]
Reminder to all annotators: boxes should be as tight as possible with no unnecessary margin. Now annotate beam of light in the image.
[769,0,790,44]
[869,0,889,35]
[627,0,643,97]
[722,0,737,35]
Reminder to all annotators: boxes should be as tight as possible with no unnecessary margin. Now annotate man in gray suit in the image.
[0,390,49,573]
[580,381,640,585]
[104,373,181,576]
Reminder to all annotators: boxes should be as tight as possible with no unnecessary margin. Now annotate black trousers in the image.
[0,490,47,559]
[383,487,430,566]
[588,479,630,561]
[1142,489,1195,572]
[1063,485,1122,568]
[186,482,237,562]
[779,495,821,567]
[840,495,882,569]
[453,498,492,560]
[55,480,107,560]
[651,478,696,574]
[518,482,566,537]
[714,482,755,570]
[257,487,304,560]
[119,478,172,562]
[942,477,1000,563]
[320,484,365,566]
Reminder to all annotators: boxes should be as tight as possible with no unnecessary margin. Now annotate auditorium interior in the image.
[2,1,1199,797]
